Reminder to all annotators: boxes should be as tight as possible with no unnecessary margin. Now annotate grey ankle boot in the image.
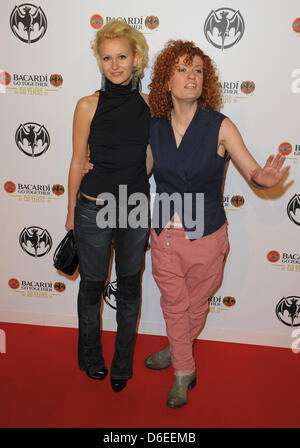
[167,372,196,408]
[144,346,172,370]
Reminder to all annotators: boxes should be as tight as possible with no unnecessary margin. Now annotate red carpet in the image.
[0,322,299,429]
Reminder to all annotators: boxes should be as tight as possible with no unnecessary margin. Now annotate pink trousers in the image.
[151,223,229,376]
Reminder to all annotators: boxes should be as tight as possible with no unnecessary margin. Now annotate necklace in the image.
[171,119,184,138]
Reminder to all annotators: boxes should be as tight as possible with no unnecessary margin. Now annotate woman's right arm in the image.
[65,97,94,231]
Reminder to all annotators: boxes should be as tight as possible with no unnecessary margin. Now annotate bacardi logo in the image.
[90,14,104,29]
[8,277,66,298]
[209,295,237,313]
[10,3,47,44]
[103,280,119,310]
[223,194,245,211]
[292,18,300,34]
[19,226,52,257]
[0,71,12,86]
[287,194,300,226]
[15,122,50,157]
[276,296,300,327]
[3,72,63,96]
[204,8,245,50]
[4,181,64,203]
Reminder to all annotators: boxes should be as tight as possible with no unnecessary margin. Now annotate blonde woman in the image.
[65,20,150,392]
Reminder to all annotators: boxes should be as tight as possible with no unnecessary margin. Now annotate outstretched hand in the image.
[250,154,290,189]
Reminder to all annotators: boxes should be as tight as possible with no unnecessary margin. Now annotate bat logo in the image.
[10,3,47,44]
[8,278,20,290]
[50,74,63,88]
[103,280,120,310]
[54,282,66,293]
[4,181,16,194]
[278,142,293,156]
[145,16,159,30]
[204,8,245,50]
[276,296,300,328]
[15,122,50,158]
[223,296,236,307]
[90,14,104,30]
[240,81,255,95]
[19,226,52,257]
[287,194,300,226]
[266,250,280,263]
[52,184,65,196]
[0,71,12,86]
[231,195,244,208]
[292,18,300,34]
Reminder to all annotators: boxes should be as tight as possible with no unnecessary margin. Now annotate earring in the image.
[100,73,106,92]
[131,70,138,91]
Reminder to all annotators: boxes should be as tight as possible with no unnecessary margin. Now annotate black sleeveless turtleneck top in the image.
[80,77,150,199]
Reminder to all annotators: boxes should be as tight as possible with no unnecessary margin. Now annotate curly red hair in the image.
[149,40,221,119]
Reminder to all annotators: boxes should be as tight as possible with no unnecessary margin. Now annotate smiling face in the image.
[98,37,138,85]
[168,55,204,103]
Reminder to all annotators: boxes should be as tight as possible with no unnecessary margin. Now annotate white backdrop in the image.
[1,0,300,350]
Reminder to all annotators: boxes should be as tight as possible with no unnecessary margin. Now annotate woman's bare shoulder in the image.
[74,92,99,123]
[76,91,99,110]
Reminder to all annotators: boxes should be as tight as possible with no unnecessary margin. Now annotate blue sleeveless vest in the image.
[150,104,228,240]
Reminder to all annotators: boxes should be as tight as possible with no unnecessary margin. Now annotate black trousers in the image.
[74,194,149,379]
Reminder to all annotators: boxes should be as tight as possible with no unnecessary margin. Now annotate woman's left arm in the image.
[146,145,153,176]
[219,118,290,189]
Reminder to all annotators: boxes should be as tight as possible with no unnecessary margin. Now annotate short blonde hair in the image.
[91,20,149,79]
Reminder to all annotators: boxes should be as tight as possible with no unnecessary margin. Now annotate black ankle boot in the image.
[85,366,108,380]
[111,378,127,392]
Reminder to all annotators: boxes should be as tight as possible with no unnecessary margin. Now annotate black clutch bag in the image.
[53,230,78,275]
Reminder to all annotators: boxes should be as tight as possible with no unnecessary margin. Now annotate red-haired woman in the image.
[144,40,289,408]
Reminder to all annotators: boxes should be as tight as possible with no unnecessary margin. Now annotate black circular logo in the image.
[275,296,300,327]
[103,281,119,310]
[204,8,245,50]
[10,3,47,44]
[15,122,50,158]
[287,194,300,226]
[19,226,52,257]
